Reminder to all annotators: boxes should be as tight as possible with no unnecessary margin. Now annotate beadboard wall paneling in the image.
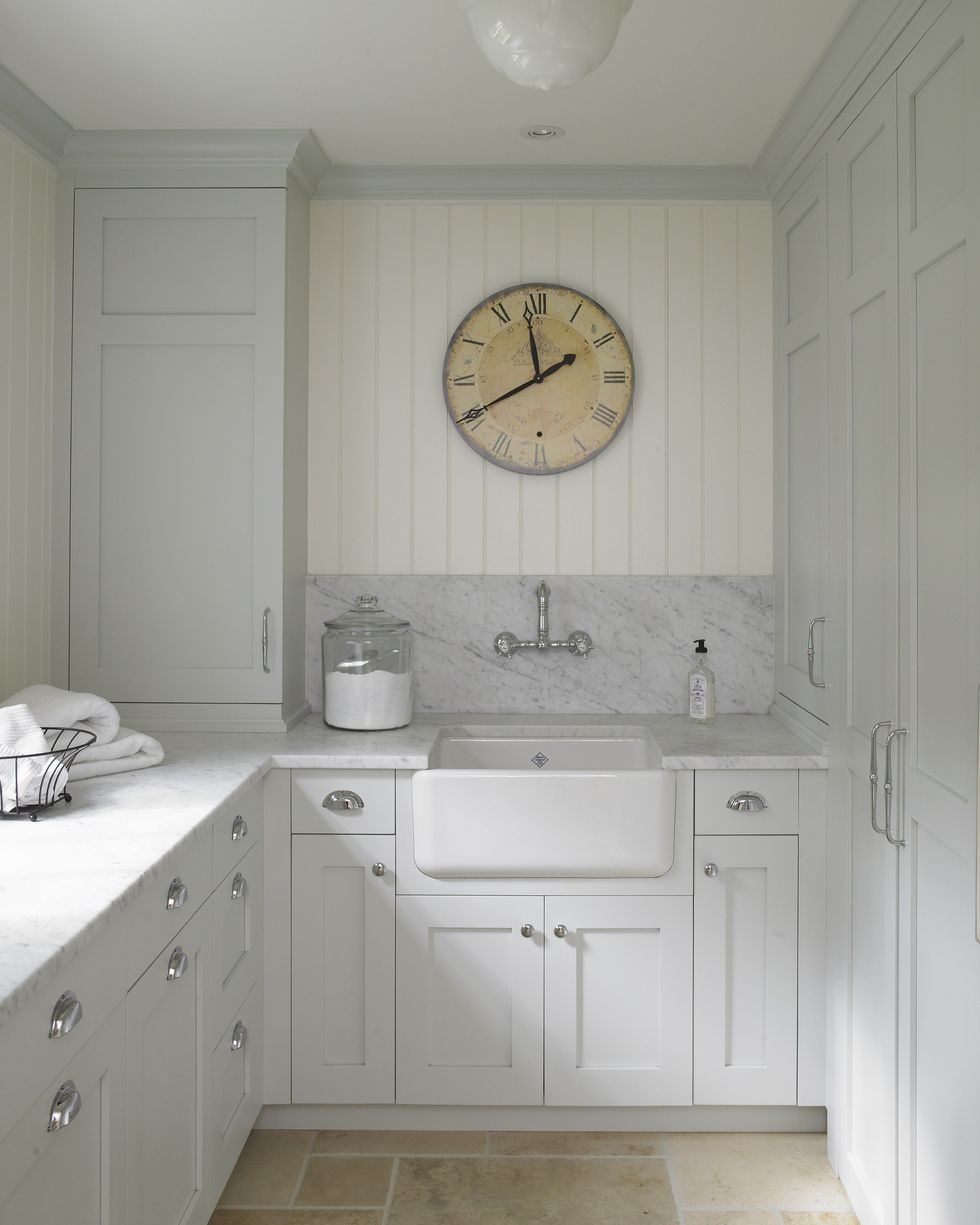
[307,200,773,577]
[0,127,55,699]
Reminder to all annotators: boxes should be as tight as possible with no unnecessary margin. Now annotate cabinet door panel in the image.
[291,834,394,1104]
[396,895,544,1105]
[544,896,692,1106]
[70,187,285,703]
[775,159,830,722]
[0,1006,125,1225]
[694,835,798,1105]
[126,906,209,1225]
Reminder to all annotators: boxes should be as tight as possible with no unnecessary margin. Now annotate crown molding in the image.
[754,0,933,195]
[0,60,73,165]
[62,129,329,192]
[314,163,767,201]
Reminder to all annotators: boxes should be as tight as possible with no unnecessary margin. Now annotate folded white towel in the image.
[0,703,66,812]
[0,684,120,746]
[69,727,165,781]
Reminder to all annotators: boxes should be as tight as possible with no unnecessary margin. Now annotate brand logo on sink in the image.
[531,752,549,768]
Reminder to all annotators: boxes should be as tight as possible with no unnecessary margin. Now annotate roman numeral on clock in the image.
[593,404,618,428]
[453,373,476,386]
[603,370,627,383]
[491,431,512,457]
[594,332,615,348]
[533,443,548,466]
[490,302,511,324]
[569,300,583,323]
[524,291,547,316]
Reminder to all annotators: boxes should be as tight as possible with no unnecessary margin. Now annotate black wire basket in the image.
[0,727,97,820]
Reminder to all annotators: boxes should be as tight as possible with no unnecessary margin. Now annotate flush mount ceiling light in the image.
[459,0,634,91]
[521,124,565,139]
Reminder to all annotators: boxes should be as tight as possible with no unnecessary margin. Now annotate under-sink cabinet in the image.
[396,893,693,1107]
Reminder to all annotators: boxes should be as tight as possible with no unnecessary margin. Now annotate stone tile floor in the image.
[210,1130,858,1225]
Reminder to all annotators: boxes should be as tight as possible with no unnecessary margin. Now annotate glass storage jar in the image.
[321,595,413,730]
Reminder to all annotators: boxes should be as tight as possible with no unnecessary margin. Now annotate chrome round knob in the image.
[371,862,387,877]
[704,863,719,877]
[520,923,535,938]
[553,924,568,938]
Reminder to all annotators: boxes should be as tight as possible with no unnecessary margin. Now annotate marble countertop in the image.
[0,712,824,1031]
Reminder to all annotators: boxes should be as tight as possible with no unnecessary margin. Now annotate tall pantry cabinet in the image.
[62,136,321,731]
[773,3,980,1223]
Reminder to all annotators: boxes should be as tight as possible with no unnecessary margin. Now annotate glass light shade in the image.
[460,0,634,91]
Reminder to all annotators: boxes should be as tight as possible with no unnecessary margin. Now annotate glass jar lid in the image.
[323,594,409,633]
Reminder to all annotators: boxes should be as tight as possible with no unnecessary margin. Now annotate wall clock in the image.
[443,282,634,474]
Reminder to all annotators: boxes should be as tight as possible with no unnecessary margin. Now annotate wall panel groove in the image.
[308,200,773,577]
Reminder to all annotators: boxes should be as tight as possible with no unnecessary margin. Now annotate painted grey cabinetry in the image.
[69,184,309,732]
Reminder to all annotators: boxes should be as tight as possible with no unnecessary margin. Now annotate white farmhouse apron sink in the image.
[411,726,676,879]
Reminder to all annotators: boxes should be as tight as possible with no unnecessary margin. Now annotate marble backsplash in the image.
[307,575,774,716]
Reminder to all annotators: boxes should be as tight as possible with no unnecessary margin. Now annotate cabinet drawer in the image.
[213,784,262,888]
[695,770,798,835]
[125,831,213,986]
[0,918,128,1145]
[209,982,262,1198]
[291,769,395,834]
[208,844,263,1048]
[0,1004,126,1223]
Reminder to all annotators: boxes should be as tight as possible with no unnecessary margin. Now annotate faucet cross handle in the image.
[494,631,520,658]
[567,630,594,657]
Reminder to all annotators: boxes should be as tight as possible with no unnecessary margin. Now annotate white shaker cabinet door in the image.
[396,895,544,1106]
[70,187,286,704]
[291,834,395,1104]
[0,1005,126,1225]
[774,159,831,724]
[126,905,210,1225]
[694,835,798,1105]
[544,895,693,1106]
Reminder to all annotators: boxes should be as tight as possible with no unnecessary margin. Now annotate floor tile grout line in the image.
[380,1155,400,1225]
[663,1150,685,1225]
[286,1131,317,1207]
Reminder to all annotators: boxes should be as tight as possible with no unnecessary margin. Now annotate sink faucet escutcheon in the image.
[493,580,594,659]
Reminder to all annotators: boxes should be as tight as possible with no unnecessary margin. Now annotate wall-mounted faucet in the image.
[493,581,594,659]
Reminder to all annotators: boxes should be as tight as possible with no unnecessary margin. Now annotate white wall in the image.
[308,200,773,577]
[0,124,56,698]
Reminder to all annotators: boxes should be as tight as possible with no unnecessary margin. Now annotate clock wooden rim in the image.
[443,280,635,476]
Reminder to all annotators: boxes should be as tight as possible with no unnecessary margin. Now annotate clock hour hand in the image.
[458,353,577,422]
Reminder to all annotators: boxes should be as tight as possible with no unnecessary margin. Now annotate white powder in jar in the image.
[324,670,412,730]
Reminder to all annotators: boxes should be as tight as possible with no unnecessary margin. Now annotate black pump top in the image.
[694,638,708,654]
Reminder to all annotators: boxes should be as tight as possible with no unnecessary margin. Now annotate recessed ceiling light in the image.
[521,125,566,140]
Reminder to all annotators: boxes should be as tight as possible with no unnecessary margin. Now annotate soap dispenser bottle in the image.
[689,639,716,722]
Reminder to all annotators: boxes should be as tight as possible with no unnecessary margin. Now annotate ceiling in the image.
[0,0,857,168]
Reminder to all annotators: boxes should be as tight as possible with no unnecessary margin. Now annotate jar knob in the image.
[356,594,379,609]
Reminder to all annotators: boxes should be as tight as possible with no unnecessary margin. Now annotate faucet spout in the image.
[536,581,550,643]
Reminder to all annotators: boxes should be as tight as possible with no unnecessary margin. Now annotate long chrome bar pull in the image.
[869,721,892,835]
[261,607,271,674]
[883,726,908,848]
[807,617,827,688]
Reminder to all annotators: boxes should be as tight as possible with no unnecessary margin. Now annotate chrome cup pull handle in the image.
[262,607,271,674]
[231,814,248,841]
[48,991,83,1040]
[869,721,892,835]
[883,727,908,847]
[230,872,246,901]
[230,1020,247,1052]
[166,946,189,982]
[166,877,189,911]
[726,791,768,813]
[47,1081,81,1133]
[807,616,827,688]
[323,789,364,812]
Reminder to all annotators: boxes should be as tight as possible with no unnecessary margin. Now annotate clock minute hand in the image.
[527,315,541,377]
[458,353,577,423]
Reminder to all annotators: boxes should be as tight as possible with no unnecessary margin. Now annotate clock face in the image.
[444,282,634,474]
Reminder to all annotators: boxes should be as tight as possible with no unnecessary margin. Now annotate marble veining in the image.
[307,576,774,717]
[0,711,821,1031]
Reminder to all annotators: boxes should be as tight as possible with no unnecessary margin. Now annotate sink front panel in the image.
[430,734,654,771]
[411,768,676,879]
